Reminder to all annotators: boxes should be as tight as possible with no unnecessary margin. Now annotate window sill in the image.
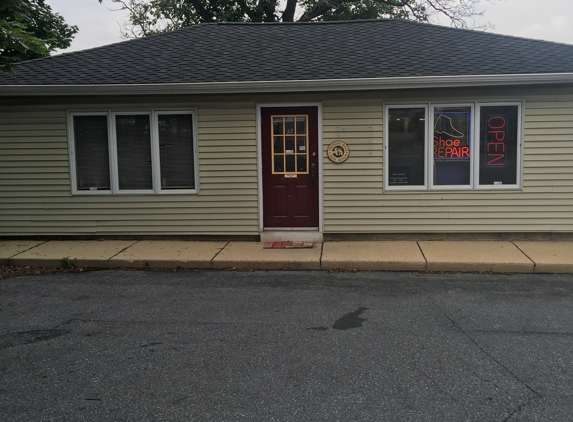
[384,186,522,193]
[72,190,199,196]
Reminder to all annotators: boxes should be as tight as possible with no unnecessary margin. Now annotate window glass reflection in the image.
[388,108,426,186]
[433,106,472,186]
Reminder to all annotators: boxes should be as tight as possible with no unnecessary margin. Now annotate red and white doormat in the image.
[263,241,314,249]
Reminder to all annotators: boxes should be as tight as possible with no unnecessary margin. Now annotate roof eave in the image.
[2,73,573,96]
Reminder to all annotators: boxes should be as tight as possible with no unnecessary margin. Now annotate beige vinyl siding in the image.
[0,102,259,236]
[1,87,573,237]
[322,93,573,234]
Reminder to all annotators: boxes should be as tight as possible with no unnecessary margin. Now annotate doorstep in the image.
[212,241,322,270]
[263,241,314,249]
[260,231,323,243]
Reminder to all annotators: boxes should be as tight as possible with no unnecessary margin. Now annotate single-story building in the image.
[1,19,573,242]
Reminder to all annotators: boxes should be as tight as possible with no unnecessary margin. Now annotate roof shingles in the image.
[2,19,573,86]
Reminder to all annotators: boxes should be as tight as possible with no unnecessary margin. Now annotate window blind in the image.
[73,115,110,191]
[158,114,194,189]
[115,114,153,190]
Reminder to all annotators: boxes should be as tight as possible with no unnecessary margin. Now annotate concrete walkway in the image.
[1,239,573,273]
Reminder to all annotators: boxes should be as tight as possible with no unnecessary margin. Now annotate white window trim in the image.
[154,110,200,195]
[68,109,199,195]
[67,111,113,195]
[383,101,523,192]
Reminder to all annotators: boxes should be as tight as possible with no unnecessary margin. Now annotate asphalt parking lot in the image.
[1,270,572,421]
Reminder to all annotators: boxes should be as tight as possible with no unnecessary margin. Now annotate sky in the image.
[47,0,573,53]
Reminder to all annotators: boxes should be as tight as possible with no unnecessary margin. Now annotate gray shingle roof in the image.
[2,19,573,86]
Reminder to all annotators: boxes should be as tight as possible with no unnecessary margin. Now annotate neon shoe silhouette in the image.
[434,115,465,138]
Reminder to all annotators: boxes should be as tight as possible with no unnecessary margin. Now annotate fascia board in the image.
[1,73,573,96]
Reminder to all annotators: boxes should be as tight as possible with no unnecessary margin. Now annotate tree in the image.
[99,0,495,39]
[0,0,78,74]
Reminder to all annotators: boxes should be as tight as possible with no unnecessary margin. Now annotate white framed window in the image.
[68,112,112,194]
[384,102,522,191]
[68,110,198,195]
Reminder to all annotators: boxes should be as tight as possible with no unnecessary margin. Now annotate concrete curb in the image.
[1,240,572,274]
[419,241,535,274]
[108,240,227,269]
[212,242,322,270]
[321,241,426,271]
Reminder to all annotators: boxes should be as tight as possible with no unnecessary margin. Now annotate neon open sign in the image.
[485,115,508,167]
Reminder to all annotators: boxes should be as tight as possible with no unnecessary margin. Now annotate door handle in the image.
[311,163,316,184]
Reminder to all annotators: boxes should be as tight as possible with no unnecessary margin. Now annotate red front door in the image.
[262,106,319,228]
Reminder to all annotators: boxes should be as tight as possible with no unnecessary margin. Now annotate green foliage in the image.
[109,0,282,37]
[104,0,492,38]
[61,257,79,269]
[119,0,200,37]
[0,0,78,74]
[105,0,431,37]
[106,0,496,38]
[316,0,416,21]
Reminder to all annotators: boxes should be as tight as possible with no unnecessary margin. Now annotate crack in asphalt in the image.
[425,295,541,400]
[0,329,70,350]
[407,329,456,400]
[470,329,573,336]
[58,318,237,327]
[502,395,536,422]
[411,363,459,402]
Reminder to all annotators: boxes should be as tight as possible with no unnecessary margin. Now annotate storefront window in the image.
[385,102,521,191]
[387,107,426,186]
[478,105,520,186]
[433,106,472,186]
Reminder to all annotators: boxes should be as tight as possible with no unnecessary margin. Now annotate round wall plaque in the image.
[327,141,350,163]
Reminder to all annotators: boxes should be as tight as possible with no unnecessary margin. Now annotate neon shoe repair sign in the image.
[433,112,470,159]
